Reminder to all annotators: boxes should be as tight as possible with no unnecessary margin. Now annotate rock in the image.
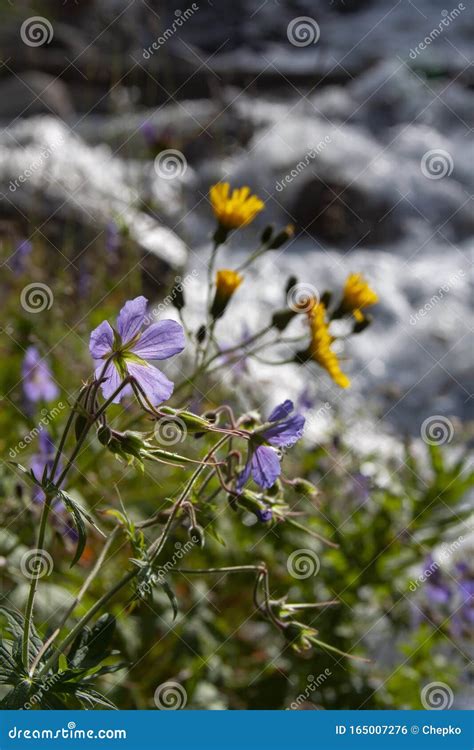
[0,73,74,121]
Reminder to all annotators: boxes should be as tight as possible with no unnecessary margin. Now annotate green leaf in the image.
[161,579,179,621]
[67,614,116,670]
[75,688,118,710]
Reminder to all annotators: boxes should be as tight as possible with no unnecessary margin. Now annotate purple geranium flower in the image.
[237,400,305,491]
[89,296,185,406]
[22,346,59,403]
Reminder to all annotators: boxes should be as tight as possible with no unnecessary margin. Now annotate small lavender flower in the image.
[237,400,305,490]
[22,346,59,403]
[89,296,185,405]
[10,238,32,274]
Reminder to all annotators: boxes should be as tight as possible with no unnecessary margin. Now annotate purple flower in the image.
[237,400,305,490]
[22,346,59,403]
[11,239,32,274]
[89,296,185,406]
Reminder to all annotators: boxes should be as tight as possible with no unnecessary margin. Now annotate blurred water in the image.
[1,0,472,439]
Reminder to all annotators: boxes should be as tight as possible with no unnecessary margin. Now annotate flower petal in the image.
[251,445,281,489]
[96,362,130,403]
[117,296,148,344]
[265,414,305,447]
[236,453,252,492]
[126,361,174,406]
[130,320,185,360]
[89,320,114,359]
[268,400,294,422]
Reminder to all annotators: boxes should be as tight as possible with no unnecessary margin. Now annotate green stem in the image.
[22,493,53,671]
[39,435,230,675]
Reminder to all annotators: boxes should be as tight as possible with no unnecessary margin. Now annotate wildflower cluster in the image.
[3,182,380,708]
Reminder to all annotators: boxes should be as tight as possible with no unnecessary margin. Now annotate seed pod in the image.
[189,525,205,548]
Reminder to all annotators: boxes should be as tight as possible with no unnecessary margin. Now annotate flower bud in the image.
[268,224,294,249]
[271,309,297,331]
[196,324,207,343]
[352,314,372,334]
[189,524,205,547]
[210,269,243,320]
[260,224,274,244]
[171,280,185,311]
[97,425,112,446]
[292,478,319,500]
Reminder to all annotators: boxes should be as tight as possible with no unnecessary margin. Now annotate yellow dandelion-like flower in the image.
[341,273,378,322]
[210,269,243,320]
[210,183,264,230]
[308,302,351,389]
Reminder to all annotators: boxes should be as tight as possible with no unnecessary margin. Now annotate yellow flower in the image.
[308,303,350,389]
[341,273,378,322]
[210,183,264,230]
[211,269,243,319]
